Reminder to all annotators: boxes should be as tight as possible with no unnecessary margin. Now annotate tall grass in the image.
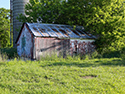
[0,51,8,62]
[35,49,125,62]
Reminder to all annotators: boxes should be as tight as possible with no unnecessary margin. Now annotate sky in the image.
[0,0,10,9]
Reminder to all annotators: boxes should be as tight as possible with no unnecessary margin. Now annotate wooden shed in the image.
[16,23,96,60]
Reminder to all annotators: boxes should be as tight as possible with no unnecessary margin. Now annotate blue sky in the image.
[0,0,10,9]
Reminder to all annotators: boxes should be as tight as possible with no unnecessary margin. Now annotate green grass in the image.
[0,57,125,94]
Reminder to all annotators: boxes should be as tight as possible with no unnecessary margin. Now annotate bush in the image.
[0,51,8,62]
[0,48,17,59]
[120,47,125,60]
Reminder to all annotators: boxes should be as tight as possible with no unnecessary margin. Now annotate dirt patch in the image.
[80,75,97,79]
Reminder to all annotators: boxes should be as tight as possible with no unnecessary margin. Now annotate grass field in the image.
[0,57,125,94]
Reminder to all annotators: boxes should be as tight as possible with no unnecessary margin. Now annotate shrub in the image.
[120,47,125,60]
[0,51,8,62]
[98,36,125,58]
[0,48,17,59]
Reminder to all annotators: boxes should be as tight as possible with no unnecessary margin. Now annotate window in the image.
[22,37,26,52]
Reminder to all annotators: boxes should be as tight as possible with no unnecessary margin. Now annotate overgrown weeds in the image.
[38,48,125,62]
[0,48,17,59]
[120,48,125,61]
[0,51,8,62]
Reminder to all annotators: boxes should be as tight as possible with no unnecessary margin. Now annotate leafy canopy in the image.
[0,8,10,48]
[17,0,62,23]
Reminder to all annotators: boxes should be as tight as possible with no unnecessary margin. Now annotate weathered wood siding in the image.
[70,39,95,56]
[17,24,33,58]
[34,37,70,60]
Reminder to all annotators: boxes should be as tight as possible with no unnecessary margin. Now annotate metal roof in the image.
[26,23,96,39]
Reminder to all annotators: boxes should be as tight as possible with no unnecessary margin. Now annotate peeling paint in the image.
[70,39,95,55]
[17,24,33,58]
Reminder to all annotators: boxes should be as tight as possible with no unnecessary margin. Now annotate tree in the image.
[17,0,62,23]
[17,0,125,52]
[0,8,10,48]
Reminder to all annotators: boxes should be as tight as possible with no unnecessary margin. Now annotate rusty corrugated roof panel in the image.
[26,23,96,39]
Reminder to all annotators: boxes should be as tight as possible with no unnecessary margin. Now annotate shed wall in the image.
[70,39,95,55]
[34,37,70,60]
[17,24,33,58]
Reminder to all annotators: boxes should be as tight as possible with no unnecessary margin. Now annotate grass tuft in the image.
[0,51,8,62]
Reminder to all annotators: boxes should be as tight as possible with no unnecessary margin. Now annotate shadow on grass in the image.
[40,58,125,68]
[41,62,94,67]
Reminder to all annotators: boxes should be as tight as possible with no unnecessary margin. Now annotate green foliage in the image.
[0,48,17,59]
[0,58,125,93]
[0,51,8,62]
[0,8,10,48]
[101,36,125,58]
[17,0,62,23]
[120,47,125,60]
